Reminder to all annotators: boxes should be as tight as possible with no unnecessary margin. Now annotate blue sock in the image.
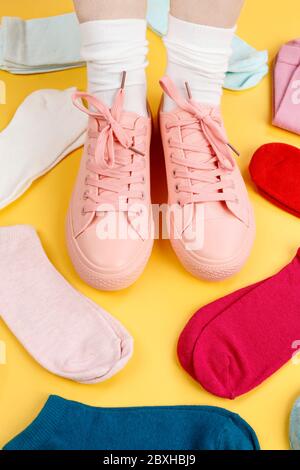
[3,396,260,450]
[290,397,300,450]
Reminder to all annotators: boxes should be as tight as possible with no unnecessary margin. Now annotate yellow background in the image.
[0,0,300,451]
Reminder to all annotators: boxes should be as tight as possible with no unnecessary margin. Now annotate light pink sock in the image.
[0,225,133,383]
[184,249,300,399]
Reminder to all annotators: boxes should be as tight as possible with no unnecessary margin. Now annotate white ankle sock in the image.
[0,88,87,210]
[80,19,148,116]
[163,15,235,111]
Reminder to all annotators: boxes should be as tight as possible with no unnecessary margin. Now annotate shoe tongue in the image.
[120,110,141,128]
[95,111,142,211]
[173,108,213,167]
[173,106,230,216]
[97,110,140,130]
[173,108,212,158]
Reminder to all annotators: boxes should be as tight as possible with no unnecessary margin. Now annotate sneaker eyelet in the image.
[81,208,86,216]
[172,169,176,177]
[141,192,145,200]
[177,200,181,207]
[175,184,180,193]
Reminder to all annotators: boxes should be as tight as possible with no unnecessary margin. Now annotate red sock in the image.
[250,143,300,218]
[178,249,300,399]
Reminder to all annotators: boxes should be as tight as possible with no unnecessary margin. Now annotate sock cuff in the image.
[80,18,147,45]
[165,14,235,51]
[3,396,67,450]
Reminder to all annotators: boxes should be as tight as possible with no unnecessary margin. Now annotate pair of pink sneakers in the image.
[66,75,255,291]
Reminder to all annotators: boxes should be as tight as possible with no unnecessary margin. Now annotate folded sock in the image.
[163,15,235,110]
[79,19,148,115]
[0,225,133,383]
[273,39,300,134]
[0,14,84,73]
[249,143,300,218]
[3,395,260,450]
[178,250,300,399]
[0,87,87,210]
[290,397,300,450]
[225,36,268,91]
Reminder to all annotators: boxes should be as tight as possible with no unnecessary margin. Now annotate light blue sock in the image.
[290,397,300,450]
[0,14,84,74]
[147,0,170,36]
[226,36,269,90]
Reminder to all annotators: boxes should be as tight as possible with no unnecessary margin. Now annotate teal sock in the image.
[3,396,260,451]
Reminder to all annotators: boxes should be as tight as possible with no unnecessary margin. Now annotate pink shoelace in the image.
[73,80,146,215]
[160,77,239,206]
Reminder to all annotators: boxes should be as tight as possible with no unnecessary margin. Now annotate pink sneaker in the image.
[159,77,255,281]
[66,76,153,291]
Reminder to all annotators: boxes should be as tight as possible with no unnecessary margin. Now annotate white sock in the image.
[0,88,87,210]
[163,15,235,111]
[80,19,148,116]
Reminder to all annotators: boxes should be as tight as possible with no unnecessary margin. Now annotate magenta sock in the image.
[179,249,300,399]
[178,281,263,379]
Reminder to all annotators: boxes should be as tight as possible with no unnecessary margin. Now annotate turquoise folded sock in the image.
[290,397,300,450]
[226,36,269,90]
[147,0,169,36]
[3,396,260,450]
[0,6,268,90]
